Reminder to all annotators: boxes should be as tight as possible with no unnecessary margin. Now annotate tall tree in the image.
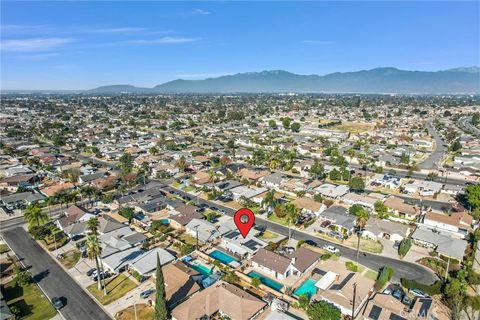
[154,254,168,320]
[24,204,48,229]
[86,234,103,291]
[285,203,300,240]
[354,208,369,262]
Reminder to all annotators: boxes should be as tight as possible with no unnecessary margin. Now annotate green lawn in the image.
[179,233,199,246]
[87,274,136,305]
[58,249,81,269]
[183,186,196,192]
[116,304,154,320]
[364,270,378,281]
[2,281,57,320]
[267,213,290,226]
[0,243,10,254]
[258,230,278,240]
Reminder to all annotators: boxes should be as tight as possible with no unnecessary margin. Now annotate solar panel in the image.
[330,272,355,290]
[243,239,259,250]
[368,305,382,320]
[389,314,406,320]
[312,268,327,276]
[224,231,240,239]
[417,298,432,317]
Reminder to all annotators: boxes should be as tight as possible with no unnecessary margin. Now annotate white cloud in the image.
[302,40,335,45]
[175,72,229,79]
[193,9,211,15]
[1,38,74,52]
[127,37,201,44]
[17,52,61,61]
[0,24,52,34]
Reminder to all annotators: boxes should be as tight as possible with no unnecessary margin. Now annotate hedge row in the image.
[400,278,443,296]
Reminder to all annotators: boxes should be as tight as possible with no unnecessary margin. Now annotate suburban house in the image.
[320,206,356,237]
[361,293,407,320]
[185,218,221,243]
[285,247,322,276]
[169,210,203,230]
[370,174,402,190]
[0,191,45,211]
[102,246,174,274]
[171,281,267,320]
[363,218,411,242]
[158,261,202,308]
[293,197,327,217]
[261,172,287,189]
[313,260,375,317]
[403,180,443,196]
[411,226,468,261]
[99,226,147,258]
[237,168,270,182]
[229,186,268,202]
[422,211,472,238]
[56,205,96,238]
[220,230,268,259]
[343,192,384,211]
[383,196,419,221]
[251,248,295,281]
[315,183,349,199]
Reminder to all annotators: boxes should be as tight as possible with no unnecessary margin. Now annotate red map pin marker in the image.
[234,208,255,238]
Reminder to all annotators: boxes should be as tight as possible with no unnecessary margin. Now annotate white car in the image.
[322,244,339,254]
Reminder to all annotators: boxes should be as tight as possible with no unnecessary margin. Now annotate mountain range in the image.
[89,67,480,94]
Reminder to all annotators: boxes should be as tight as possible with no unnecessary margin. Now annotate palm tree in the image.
[175,156,187,172]
[24,204,48,228]
[261,189,277,213]
[284,203,300,240]
[355,209,369,263]
[86,234,103,291]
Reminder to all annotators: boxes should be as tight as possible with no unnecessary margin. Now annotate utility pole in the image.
[194,225,199,250]
[351,282,357,320]
[444,257,450,282]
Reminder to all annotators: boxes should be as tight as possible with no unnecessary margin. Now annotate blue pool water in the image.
[209,250,238,265]
[247,271,284,291]
[294,278,318,299]
[190,261,213,276]
[160,218,169,225]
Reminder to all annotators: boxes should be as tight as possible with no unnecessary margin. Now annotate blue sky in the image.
[1,1,479,90]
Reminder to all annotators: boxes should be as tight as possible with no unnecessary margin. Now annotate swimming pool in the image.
[209,250,238,265]
[247,271,284,291]
[160,218,169,225]
[294,278,317,299]
[190,261,213,276]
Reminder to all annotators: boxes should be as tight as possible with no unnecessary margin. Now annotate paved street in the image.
[162,185,438,284]
[419,120,446,170]
[458,116,480,138]
[2,227,111,320]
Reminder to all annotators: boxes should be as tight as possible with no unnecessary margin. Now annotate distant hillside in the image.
[88,67,480,94]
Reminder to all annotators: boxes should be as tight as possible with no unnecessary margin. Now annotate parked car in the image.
[140,289,155,299]
[218,209,226,214]
[402,295,412,306]
[409,288,427,298]
[382,288,392,295]
[52,297,65,310]
[322,244,339,254]
[305,240,318,247]
[392,289,403,300]
[86,268,97,277]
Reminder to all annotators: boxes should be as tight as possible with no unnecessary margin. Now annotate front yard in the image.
[267,213,290,226]
[58,249,81,269]
[258,230,278,240]
[87,273,136,305]
[178,233,198,246]
[2,281,57,320]
[115,304,154,320]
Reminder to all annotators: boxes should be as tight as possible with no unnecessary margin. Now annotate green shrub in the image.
[345,261,358,272]
[131,270,144,282]
[400,278,443,296]
[0,244,10,254]
[398,238,412,257]
[375,266,395,291]
[251,277,261,287]
[321,253,332,261]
